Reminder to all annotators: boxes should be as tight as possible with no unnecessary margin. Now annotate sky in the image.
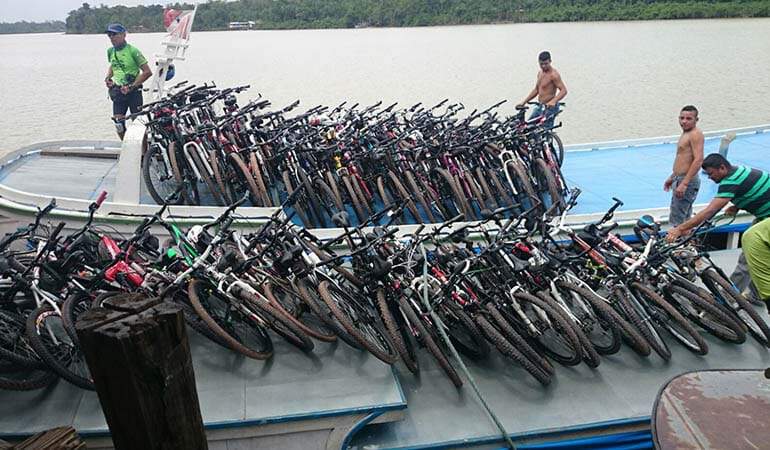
[0,0,183,22]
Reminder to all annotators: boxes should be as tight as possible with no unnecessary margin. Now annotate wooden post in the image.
[76,293,207,450]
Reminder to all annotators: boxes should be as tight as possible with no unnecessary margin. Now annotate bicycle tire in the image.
[701,269,770,346]
[612,285,670,360]
[403,170,437,222]
[342,174,367,224]
[376,176,396,214]
[387,171,423,223]
[549,132,565,168]
[249,151,273,207]
[484,302,554,375]
[168,142,193,205]
[325,171,345,210]
[188,279,273,359]
[351,175,374,218]
[0,309,45,369]
[62,293,93,346]
[437,301,490,359]
[510,291,583,366]
[25,304,94,390]
[0,367,58,391]
[537,290,600,368]
[229,153,262,206]
[474,166,499,210]
[142,144,182,205]
[315,178,345,223]
[435,168,473,219]
[295,278,362,349]
[631,282,708,356]
[240,289,314,352]
[377,289,419,374]
[556,281,650,356]
[318,280,397,364]
[209,149,233,205]
[666,284,746,344]
[188,147,225,206]
[462,171,486,215]
[553,282,623,356]
[397,295,462,388]
[282,170,311,227]
[533,158,564,215]
[475,314,551,386]
[262,280,337,342]
[486,167,516,208]
[504,159,539,212]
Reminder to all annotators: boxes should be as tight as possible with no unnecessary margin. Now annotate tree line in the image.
[6,1,770,35]
[0,21,65,34]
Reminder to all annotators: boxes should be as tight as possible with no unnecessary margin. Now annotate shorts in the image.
[668,175,700,226]
[110,86,143,116]
[528,103,559,129]
[741,217,770,301]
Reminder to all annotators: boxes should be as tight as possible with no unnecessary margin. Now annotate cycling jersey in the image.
[107,43,147,86]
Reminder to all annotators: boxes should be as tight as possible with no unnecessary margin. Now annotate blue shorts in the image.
[528,104,559,129]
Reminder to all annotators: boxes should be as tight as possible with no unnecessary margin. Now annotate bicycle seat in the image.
[508,255,530,272]
[370,256,392,279]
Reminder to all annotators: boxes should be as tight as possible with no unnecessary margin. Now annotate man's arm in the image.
[546,71,567,107]
[105,66,114,88]
[675,130,705,198]
[666,196,731,241]
[130,63,152,91]
[518,79,539,107]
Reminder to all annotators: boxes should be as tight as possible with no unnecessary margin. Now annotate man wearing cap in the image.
[104,23,152,140]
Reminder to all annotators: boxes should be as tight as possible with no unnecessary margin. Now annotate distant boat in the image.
[228,21,255,30]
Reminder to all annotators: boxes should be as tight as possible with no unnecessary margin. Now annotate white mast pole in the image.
[149,5,197,101]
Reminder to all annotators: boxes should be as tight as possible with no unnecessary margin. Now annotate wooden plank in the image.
[14,426,85,449]
[40,148,120,159]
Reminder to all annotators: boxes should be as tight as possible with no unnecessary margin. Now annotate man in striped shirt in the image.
[667,153,770,310]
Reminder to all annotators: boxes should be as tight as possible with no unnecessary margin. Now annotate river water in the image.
[1,18,768,154]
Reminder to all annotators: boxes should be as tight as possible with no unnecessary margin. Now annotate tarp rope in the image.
[420,243,517,450]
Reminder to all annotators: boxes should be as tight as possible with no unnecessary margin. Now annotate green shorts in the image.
[741,217,770,301]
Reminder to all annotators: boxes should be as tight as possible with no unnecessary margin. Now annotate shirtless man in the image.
[663,105,704,226]
[517,51,568,128]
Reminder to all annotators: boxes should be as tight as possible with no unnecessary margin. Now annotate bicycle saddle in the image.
[508,254,530,272]
[370,256,392,279]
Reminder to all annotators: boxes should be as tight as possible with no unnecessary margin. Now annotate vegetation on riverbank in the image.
[9,1,770,35]
[0,21,65,34]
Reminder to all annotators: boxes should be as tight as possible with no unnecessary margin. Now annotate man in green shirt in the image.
[667,153,770,311]
[104,23,152,140]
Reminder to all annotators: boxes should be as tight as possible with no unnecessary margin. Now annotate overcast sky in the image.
[1,1,185,22]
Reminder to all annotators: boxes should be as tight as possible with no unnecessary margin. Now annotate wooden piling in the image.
[76,293,207,450]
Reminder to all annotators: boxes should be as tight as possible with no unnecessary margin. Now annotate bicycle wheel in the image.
[701,268,770,346]
[187,279,273,359]
[239,289,314,352]
[209,149,233,205]
[509,291,582,366]
[537,290,601,368]
[631,282,708,356]
[434,168,473,219]
[315,178,345,224]
[436,301,490,359]
[351,175,374,218]
[25,304,94,390]
[142,144,182,205]
[484,302,554,375]
[377,289,418,374]
[317,280,397,364]
[342,175,367,224]
[403,170,438,222]
[263,280,337,342]
[282,170,311,227]
[666,283,746,344]
[188,147,225,206]
[486,167,516,209]
[249,151,273,207]
[325,171,344,211]
[462,171,486,215]
[62,292,94,346]
[556,281,650,356]
[295,278,362,350]
[612,285,670,360]
[474,166,499,210]
[475,314,551,385]
[532,158,564,214]
[397,295,462,388]
[548,132,565,168]
[390,171,425,223]
[0,309,45,369]
[504,159,539,212]
[168,142,196,205]
[0,366,57,391]
[229,153,262,206]
[552,283,622,356]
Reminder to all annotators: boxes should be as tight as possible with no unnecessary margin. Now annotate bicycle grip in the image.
[95,191,108,207]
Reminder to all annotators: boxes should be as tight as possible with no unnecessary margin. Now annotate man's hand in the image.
[545,99,557,107]
[120,85,133,95]
[105,78,114,88]
[674,181,688,199]
[663,177,673,192]
[725,205,739,216]
[666,226,684,243]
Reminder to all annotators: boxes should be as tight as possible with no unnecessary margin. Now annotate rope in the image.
[419,243,516,450]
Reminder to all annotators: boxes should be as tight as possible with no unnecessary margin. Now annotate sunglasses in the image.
[107,32,118,36]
